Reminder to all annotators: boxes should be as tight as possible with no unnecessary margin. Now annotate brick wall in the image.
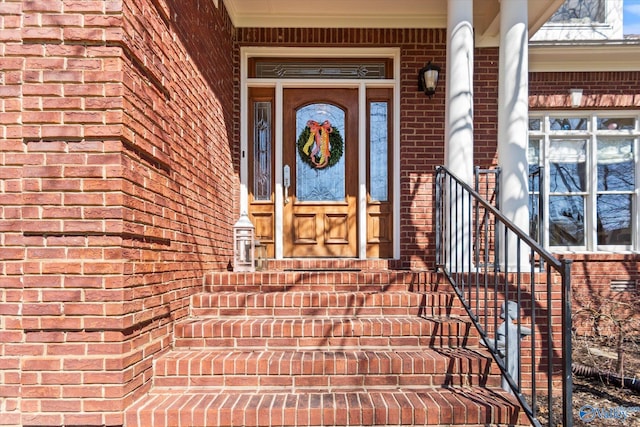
[564,255,640,337]
[0,0,236,425]
[530,71,640,109]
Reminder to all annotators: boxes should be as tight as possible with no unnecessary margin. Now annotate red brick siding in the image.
[0,0,236,425]
[563,254,640,337]
[474,47,500,169]
[530,71,640,109]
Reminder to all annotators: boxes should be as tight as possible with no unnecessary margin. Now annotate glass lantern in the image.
[233,212,255,272]
[254,239,268,271]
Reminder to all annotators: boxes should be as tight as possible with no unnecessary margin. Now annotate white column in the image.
[445,0,474,182]
[498,0,530,268]
[445,0,474,271]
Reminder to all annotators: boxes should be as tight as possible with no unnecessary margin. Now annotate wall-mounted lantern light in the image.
[233,212,255,272]
[418,61,441,98]
[569,88,583,108]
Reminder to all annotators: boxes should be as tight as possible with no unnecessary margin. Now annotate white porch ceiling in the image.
[222,0,566,46]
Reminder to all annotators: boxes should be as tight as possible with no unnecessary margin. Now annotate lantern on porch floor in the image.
[254,239,268,271]
[233,212,255,272]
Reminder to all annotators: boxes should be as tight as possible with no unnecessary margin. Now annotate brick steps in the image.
[153,349,501,390]
[125,388,524,426]
[125,270,526,426]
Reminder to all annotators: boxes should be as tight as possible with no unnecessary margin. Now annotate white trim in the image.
[240,47,401,260]
[530,43,640,72]
[274,82,284,259]
[393,57,401,259]
[358,82,367,260]
[239,54,249,214]
[224,2,446,29]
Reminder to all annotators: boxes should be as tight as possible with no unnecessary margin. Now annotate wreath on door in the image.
[296,120,344,169]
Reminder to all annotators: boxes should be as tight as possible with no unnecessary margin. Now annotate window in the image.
[548,0,606,24]
[531,0,622,41]
[528,113,639,252]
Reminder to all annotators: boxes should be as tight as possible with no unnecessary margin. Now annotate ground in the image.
[571,336,640,426]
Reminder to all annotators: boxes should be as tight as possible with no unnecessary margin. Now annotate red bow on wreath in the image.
[302,120,333,168]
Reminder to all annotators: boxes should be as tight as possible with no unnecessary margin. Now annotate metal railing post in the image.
[562,259,573,427]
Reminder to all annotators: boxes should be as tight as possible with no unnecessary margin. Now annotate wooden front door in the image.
[283,88,358,257]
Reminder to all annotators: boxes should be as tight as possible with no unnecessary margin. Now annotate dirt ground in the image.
[570,336,640,427]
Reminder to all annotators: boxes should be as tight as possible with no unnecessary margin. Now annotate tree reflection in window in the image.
[550,117,588,131]
[597,139,634,245]
[547,0,605,24]
[528,112,638,250]
[549,139,586,246]
[528,138,542,242]
[369,102,388,202]
[549,195,585,246]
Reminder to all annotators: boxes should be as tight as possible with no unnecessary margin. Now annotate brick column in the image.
[0,0,236,425]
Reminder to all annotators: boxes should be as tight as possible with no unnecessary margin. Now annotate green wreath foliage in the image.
[296,125,344,169]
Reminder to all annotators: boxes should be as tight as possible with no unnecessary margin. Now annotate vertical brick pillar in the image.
[0,0,237,425]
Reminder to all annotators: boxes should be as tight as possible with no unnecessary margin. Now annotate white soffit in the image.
[222,0,562,40]
[530,43,640,72]
[223,0,448,28]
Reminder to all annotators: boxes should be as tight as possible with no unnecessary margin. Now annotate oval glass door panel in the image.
[295,103,346,202]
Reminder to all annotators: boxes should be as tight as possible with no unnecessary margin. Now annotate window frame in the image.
[528,112,640,253]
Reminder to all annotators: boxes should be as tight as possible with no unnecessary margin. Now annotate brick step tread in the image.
[153,349,502,389]
[204,270,450,294]
[175,317,472,339]
[191,291,465,318]
[206,283,416,293]
[156,348,496,376]
[173,317,478,350]
[206,270,424,286]
[125,387,525,426]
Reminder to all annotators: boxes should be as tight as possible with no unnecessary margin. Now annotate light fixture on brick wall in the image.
[569,88,583,108]
[418,61,441,98]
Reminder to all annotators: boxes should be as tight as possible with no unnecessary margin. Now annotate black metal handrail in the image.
[435,165,573,427]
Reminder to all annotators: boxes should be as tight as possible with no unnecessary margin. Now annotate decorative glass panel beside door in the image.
[248,88,275,257]
[366,89,393,258]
